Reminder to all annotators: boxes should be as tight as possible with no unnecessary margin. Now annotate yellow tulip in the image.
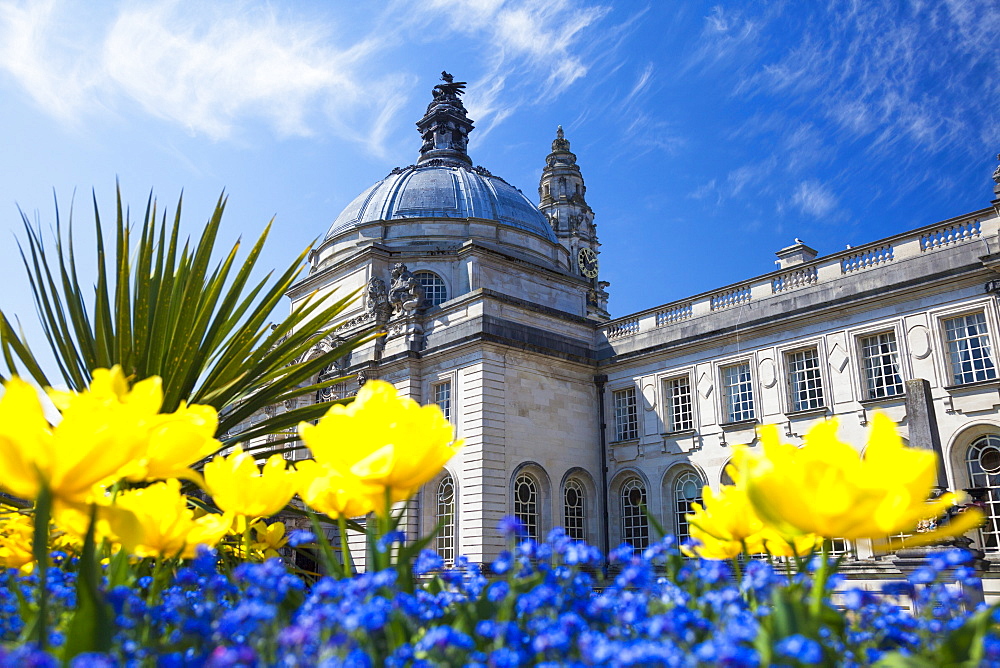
[684,479,821,560]
[0,367,222,504]
[0,512,35,573]
[734,414,983,542]
[203,447,297,519]
[101,480,231,559]
[252,520,288,559]
[298,380,462,511]
[744,528,823,558]
[0,370,152,504]
[296,459,380,519]
[123,402,220,482]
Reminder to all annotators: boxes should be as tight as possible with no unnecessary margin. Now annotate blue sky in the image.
[0,0,997,367]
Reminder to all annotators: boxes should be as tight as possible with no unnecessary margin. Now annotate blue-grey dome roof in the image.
[326,163,556,242]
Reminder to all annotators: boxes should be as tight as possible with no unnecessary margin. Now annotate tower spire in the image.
[538,126,608,319]
[416,72,475,166]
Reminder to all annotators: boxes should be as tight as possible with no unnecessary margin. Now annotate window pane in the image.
[613,387,639,441]
[434,381,452,421]
[944,313,997,385]
[967,434,1000,553]
[414,271,448,307]
[664,376,693,431]
[787,348,824,411]
[722,363,755,422]
[563,479,586,541]
[674,471,703,542]
[828,537,852,558]
[436,476,456,564]
[621,478,649,552]
[860,332,904,399]
[514,474,538,541]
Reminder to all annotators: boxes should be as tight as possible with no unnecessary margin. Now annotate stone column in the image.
[904,378,948,490]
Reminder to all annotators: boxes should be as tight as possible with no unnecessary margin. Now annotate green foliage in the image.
[0,186,370,453]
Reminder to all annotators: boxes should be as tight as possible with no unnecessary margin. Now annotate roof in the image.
[325,161,557,243]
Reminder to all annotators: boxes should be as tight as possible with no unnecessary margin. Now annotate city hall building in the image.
[275,74,1000,585]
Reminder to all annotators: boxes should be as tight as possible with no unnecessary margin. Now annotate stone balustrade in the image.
[841,245,893,273]
[655,302,693,326]
[772,265,818,293]
[710,285,752,310]
[599,210,996,343]
[606,317,640,340]
[920,219,981,251]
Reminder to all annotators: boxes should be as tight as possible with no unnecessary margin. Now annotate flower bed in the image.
[0,368,996,665]
[0,532,996,666]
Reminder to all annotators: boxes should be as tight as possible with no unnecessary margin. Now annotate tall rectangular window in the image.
[563,480,586,541]
[722,362,755,422]
[786,348,824,411]
[613,387,638,441]
[663,376,693,432]
[433,381,452,421]
[435,476,455,565]
[944,312,997,385]
[860,331,904,399]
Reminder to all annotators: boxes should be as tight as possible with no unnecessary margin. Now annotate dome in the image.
[326,162,557,243]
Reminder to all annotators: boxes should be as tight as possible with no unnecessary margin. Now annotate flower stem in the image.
[243,520,254,563]
[31,484,52,650]
[337,514,354,576]
[377,487,392,571]
[306,508,343,579]
[809,539,831,617]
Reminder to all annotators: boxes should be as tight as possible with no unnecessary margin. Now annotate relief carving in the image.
[388,263,425,316]
[365,276,392,326]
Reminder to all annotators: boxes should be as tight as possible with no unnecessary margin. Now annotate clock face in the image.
[578,247,599,278]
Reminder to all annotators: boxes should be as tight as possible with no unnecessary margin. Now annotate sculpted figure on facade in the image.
[365,276,393,326]
[388,263,424,316]
[993,152,1000,196]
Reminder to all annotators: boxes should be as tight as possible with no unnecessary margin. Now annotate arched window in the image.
[563,479,586,541]
[720,464,735,487]
[673,471,703,543]
[514,474,539,541]
[413,271,448,307]
[621,477,649,551]
[435,475,456,564]
[967,434,1000,552]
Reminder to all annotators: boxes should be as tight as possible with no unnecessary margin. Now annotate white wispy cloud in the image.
[741,1,999,159]
[0,0,104,122]
[683,5,763,74]
[398,0,609,138]
[0,0,412,155]
[0,0,610,153]
[684,0,998,210]
[103,3,385,141]
[791,180,838,218]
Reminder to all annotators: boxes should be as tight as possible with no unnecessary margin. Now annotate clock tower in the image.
[538,126,608,320]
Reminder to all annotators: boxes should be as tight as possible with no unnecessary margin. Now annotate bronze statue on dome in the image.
[432,71,467,101]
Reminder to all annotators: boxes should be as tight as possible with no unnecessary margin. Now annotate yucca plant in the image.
[0,186,370,455]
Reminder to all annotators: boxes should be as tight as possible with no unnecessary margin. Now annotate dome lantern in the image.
[416,72,474,167]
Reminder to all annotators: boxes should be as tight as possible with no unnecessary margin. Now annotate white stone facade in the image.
[279,78,1000,593]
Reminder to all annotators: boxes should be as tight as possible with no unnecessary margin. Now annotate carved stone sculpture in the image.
[431,71,467,102]
[365,276,392,325]
[388,263,424,315]
[993,153,1000,196]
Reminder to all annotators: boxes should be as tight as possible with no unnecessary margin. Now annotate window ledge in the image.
[720,418,758,430]
[943,378,1000,393]
[784,406,829,419]
[661,428,697,437]
[610,438,640,446]
[859,394,906,407]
